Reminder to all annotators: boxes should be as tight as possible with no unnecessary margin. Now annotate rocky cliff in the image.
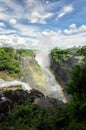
[50,47,84,87]
[19,56,49,95]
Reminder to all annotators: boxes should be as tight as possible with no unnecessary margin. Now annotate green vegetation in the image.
[0,47,35,79]
[0,47,22,78]
[50,46,84,64]
[50,48,69,63]
[77,45,86,62]
[50,46,85,85]
[17,49,35,57]
[0,46,86,130]
[65,64,86,130]
[0,98,69,130]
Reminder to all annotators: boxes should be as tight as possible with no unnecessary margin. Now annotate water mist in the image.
[35,43,67,103]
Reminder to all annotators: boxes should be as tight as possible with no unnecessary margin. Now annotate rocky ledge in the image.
[0,86,64,122]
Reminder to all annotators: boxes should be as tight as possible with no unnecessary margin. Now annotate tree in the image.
[65,64,86,127]
[66,64,86,101]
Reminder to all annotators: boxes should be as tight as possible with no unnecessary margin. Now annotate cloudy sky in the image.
[0,0,86,49]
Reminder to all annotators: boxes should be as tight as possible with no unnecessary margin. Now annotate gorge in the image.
[0,46,85,130]
[35,49,67,103]
[0,46,84,103]
[0,47,67,103]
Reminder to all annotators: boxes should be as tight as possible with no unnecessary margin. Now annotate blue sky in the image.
[0,0,86,49]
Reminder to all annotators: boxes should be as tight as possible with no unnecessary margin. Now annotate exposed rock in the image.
[0,87,64,122]
[28,89,45,102]
[0,98,12,122]
[50,57,79,87]
[20,57,46,91]
[33,96,64,114]
[0,113,4,122]
[0,99,12,113]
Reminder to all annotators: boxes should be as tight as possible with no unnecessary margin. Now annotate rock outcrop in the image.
[0,87,64,122]
[50,57,79,87]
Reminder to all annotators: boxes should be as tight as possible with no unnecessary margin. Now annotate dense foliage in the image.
[50,46,84,65]
[0,46,86,130]
[50,48,69,63]
[0,98,69,130]
[0,47,22,78]
[0,47,35,78]
[77,45,86,62]
[50,46,85,85]
[65,64,86,130]
[17,49,35,57]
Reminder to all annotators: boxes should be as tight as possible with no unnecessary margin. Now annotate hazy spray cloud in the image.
[36,35,51,68]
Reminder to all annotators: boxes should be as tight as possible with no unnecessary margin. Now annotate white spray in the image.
[0,79,32,92]
[35,36,67,103]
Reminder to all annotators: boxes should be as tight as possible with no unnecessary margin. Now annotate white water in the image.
[0,79,32,92]
[36,49,67,103]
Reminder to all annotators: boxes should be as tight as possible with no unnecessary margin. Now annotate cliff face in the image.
[0,47,47,95]
[20,56,47,93]
[50,47,84,87]
[50,57,79,87]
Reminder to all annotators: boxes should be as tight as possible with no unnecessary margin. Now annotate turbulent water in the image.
[0,78,32,92]
[36,50,67,103]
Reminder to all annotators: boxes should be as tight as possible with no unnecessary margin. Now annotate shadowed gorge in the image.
[0,46,86,130]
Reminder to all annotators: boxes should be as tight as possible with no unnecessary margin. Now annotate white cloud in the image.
[64,24,86,35]
[0,20,40,38]
[58,30,62,34]
[0,0,54,25]
[0,0,23,23]
[69,24,76,29]
[0,25,86,49]
[64,29,71,35]
[0,12,8,20]
[42,31,49,36]
[58,5,73,18]
[25,0,53,24]
[46,1,49,4]
[0,34,39,49]
[40,27,86,49]
[30,11,46,24]
[14,23,41,37]
[0,22,5,27]
[0,28,17,35]
[0,21,86,49]
[79,25,86,32]
[29,8,53,24]
[0,0,86,50]
[9,18,16,25]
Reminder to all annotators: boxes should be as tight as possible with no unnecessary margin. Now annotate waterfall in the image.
[0,79,32,92]
[35,49,67,103]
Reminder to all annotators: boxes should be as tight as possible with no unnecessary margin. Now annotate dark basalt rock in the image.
[50,57,79,87]
[29,89,45,102]
[0,88,64,122]
[0,99,12,113]
[34,96,64,114]
[0,98,12,122]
